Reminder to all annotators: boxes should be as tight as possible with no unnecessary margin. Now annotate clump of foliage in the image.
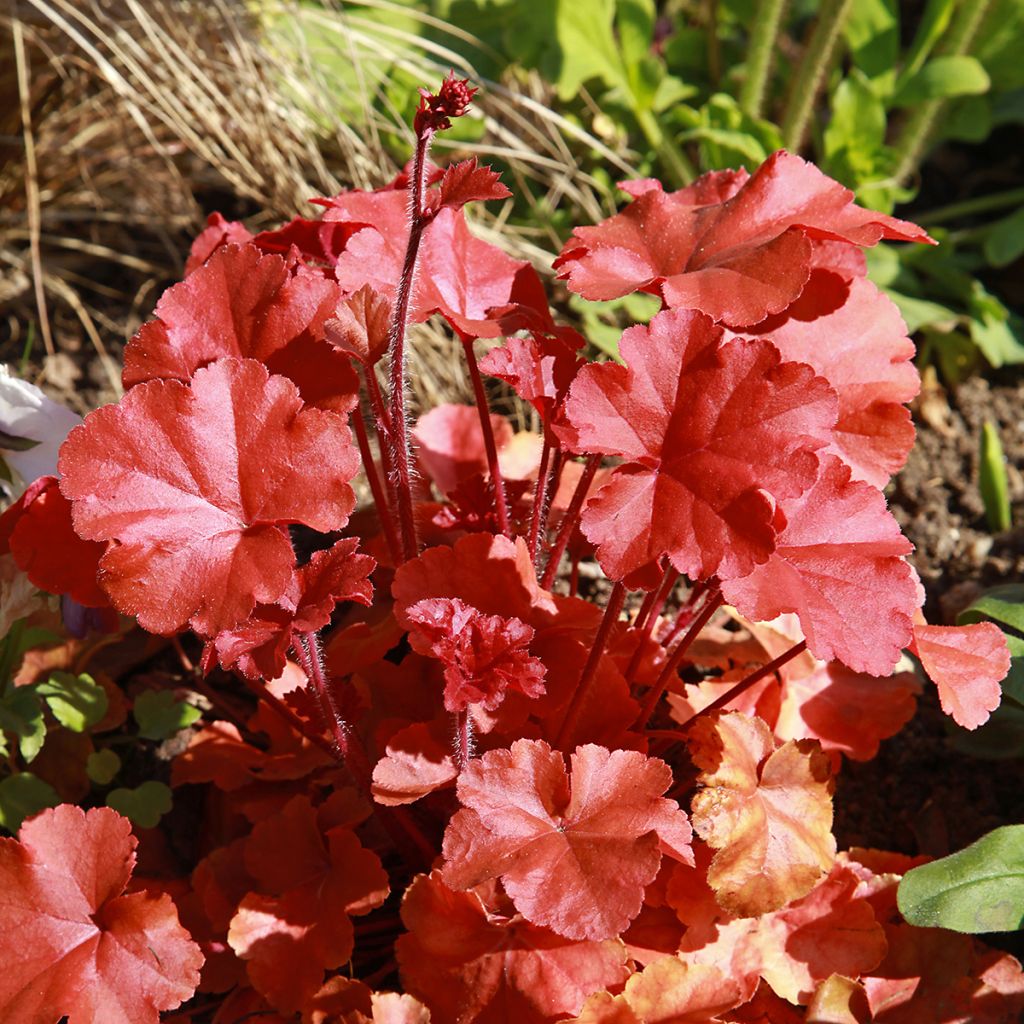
[0,74,1020,1023]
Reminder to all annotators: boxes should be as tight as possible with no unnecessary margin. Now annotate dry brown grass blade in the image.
[1,0,636,413]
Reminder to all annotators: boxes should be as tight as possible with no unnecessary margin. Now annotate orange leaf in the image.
[689,711,835,916]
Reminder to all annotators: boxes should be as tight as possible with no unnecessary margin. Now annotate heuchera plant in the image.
[0,74,1020,1022]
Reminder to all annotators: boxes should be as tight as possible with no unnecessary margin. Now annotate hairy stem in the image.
[780,0,854,152]
[555,581,627,749]
[527,438,553,561]
[740,0,789,118]
[352,400,402,565]
[636,106,697,187]
[454,710,474,771]
[462,336,511,537]
[386,127,435,562]
[540,455,600,591]
[635,591,725,729]
[892,0,995,184]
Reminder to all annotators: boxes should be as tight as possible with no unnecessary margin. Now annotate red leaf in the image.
[729,273,919,486]
[442,739,693,940]
[209,538,375,681]
[186,212,254,274]
[427,157,512,215]
[337,206,552,338]
[324,285,393,366]
[123,244,358,413]
[59,358,359,636]
[721,456,917,675]
[413,404,515,495]
[910,622,1009,729]
[774,659,920,763]
[0,805,202,1023]
[228,796,389,1014]
[397,871,630,1023]
[405,596,546,712]
[555,152,931,325]
[392,532,601,637]
[1,475,109,607]
[479,331,585,429]
[562,308,836,582]
[371,721,457,805]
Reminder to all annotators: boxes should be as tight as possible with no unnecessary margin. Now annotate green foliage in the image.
[106,781,173,829]
[36,672,108,733]
[0,772,59,832]
[979,422,1012,533]
[898,825,1024,932]
[133,689,202,741]
[950,586,1024,758]
[86,749,122,786]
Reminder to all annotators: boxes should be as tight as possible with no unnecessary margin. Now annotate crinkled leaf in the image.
[442,739,692,940]
[59,358,359,636]
[730,273,919,486]
[0,805,202,1023]
[721,456,917,675]
[405,597,546,712]
[324,285,393,366]
[562,308,836,582]
[554,152,930,325]
[123,244,358,413]
[689,711,836,916]
[428,158,512,214]
[397,871,630,1023]
[228,796,388,1014]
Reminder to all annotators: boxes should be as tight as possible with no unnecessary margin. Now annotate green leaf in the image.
[825,71,887,161]
[984,207,1024,268]
[0,687,46,763]
[36,672,108,732]
[106,781,173,829]
[86,748,122,785]
[959,584,1024,706]
[949,698,1024,759]
[843,0,899,92]
[893,55,991,107]
[0,772,59,832]
[0,431,41,453]
[898,825,1024,932]
[897,0,956,87]
[968,304,1024,367]
[132,689,201,740]
[979,422,1012,532]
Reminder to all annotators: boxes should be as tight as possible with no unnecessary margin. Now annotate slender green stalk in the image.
[636,107,697,187]
[780,0,854,152]
[892,0,995,184]
[740,0,789,118]
[920,187,1024,225]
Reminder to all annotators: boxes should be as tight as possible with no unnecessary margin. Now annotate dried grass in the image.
[0,0,633,414]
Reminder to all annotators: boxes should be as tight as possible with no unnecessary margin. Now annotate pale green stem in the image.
[740,0,789,118]
[892,0,996,184]
[780,0,854,152]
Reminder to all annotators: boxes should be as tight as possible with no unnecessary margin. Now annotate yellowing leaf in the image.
[689,711,835,916]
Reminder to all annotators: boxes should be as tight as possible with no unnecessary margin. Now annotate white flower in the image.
[0,364,82,488]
